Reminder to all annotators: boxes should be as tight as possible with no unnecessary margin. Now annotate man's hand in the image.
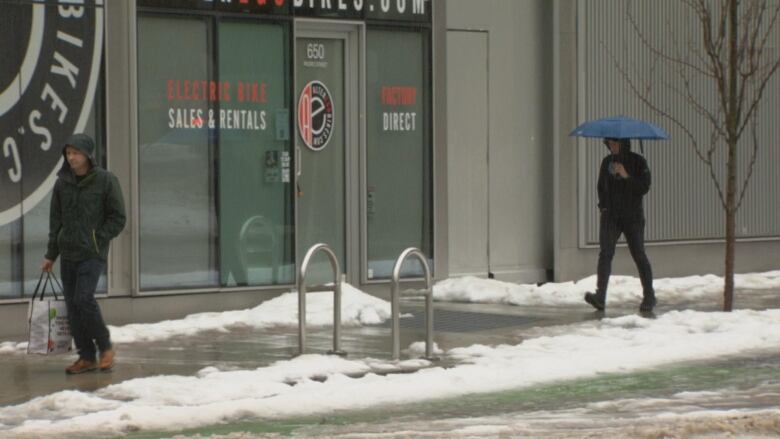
[613,163,629,178]
[41,259,54,272]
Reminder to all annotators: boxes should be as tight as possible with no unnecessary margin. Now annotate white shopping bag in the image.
[27,272,72,355]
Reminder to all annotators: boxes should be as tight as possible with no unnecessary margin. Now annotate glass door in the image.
[295,24,360,284]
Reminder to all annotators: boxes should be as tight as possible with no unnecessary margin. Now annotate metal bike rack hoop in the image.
[297,243,346,356]
[391,247,436,361]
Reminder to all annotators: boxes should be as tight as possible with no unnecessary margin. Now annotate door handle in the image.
[296,146,303,198]
[296,146,302,177]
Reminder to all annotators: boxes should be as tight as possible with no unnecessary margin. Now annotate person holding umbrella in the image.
[585,137,655,312]
[571,116,666,313]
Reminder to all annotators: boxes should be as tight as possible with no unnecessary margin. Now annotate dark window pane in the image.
[366,28,432,279]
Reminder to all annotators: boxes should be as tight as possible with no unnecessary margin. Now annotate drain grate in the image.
[378,309,537,333]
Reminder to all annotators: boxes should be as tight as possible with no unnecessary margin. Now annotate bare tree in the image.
[609,0,780,311]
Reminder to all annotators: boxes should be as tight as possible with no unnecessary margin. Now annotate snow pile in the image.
[0,341,26,354]
[403,341,444,357]
[2,309,780,438]
[433,270,780,306]
[111,282,389,343]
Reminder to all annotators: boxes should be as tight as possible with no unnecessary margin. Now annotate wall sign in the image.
[381,85,417,132]
[165,79,269,131]
[137,0,432,23]
[297,80,334,151]
[0,1,103,226]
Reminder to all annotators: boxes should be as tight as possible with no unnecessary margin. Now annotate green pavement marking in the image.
[128,359,779,438]
[127,421,302,438]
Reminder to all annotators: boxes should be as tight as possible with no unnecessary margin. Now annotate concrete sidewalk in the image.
[1,291,778,408]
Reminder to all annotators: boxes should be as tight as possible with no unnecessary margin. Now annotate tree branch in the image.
[706,128,728,210]
[737,55,780,138]
[628,3,715,77]
[601,41,707,161]
[736,110,760,212]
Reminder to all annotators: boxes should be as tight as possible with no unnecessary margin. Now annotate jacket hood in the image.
[603,138,632,154]
[60,133,97,178]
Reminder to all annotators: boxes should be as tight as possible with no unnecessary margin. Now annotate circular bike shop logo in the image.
[0,2,103,226]
[297,80,334,151]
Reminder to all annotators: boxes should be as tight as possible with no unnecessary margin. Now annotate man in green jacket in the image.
[41,133,126,374]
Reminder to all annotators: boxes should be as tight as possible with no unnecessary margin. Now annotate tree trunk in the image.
[724,144,736,311]
[723,0,738,312]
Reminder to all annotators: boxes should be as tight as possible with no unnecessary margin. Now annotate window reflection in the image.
[137,15,293,290]
[366,28,433,280]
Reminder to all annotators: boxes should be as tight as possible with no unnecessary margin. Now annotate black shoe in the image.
[639,296,657,312]
[584,292,605,311]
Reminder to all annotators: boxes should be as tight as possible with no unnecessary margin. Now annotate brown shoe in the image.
[99,349,115,371]
[66,359,97,374]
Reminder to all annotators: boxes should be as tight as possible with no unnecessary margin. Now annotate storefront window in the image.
[366,28,432,279]
[218,20,293,286]
[1,1,106,298]
[138,16,217,290]
[137,14,293,290]
[0,223,20,298]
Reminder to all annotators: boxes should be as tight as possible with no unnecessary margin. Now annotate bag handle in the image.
[31,272,45,301]
[50,272,63,298]
[32,271,62,301]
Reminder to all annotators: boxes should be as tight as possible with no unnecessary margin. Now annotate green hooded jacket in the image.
[45,134,126,262]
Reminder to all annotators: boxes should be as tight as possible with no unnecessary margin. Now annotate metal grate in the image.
[378,309,537,333]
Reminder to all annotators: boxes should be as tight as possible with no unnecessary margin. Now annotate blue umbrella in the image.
[570,115,670,140]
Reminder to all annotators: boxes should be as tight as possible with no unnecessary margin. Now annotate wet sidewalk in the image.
[0,297,598,408]
[1,288,779,410]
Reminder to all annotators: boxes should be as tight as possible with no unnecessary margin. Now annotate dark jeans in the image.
[61,259,111,361]
[597,210,654,299]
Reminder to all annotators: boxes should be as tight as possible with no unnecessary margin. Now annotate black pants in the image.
[61,259,111,361]
[597,210,654,298]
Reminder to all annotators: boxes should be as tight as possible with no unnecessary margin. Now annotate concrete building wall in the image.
[579,1,780,245]
[554,0,780,283]
[445,0,554,283]
[105,0,135,298]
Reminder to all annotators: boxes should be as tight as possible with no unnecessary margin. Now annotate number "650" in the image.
[306,43,325,60]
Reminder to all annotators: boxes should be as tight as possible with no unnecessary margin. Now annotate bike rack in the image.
[391,247,436,361]
[297,243,346,356]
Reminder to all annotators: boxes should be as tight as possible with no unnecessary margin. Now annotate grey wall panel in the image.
[433,0,450,280]
[447,0,553,282]
[447,30,490,276]
[579,0,780,245]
